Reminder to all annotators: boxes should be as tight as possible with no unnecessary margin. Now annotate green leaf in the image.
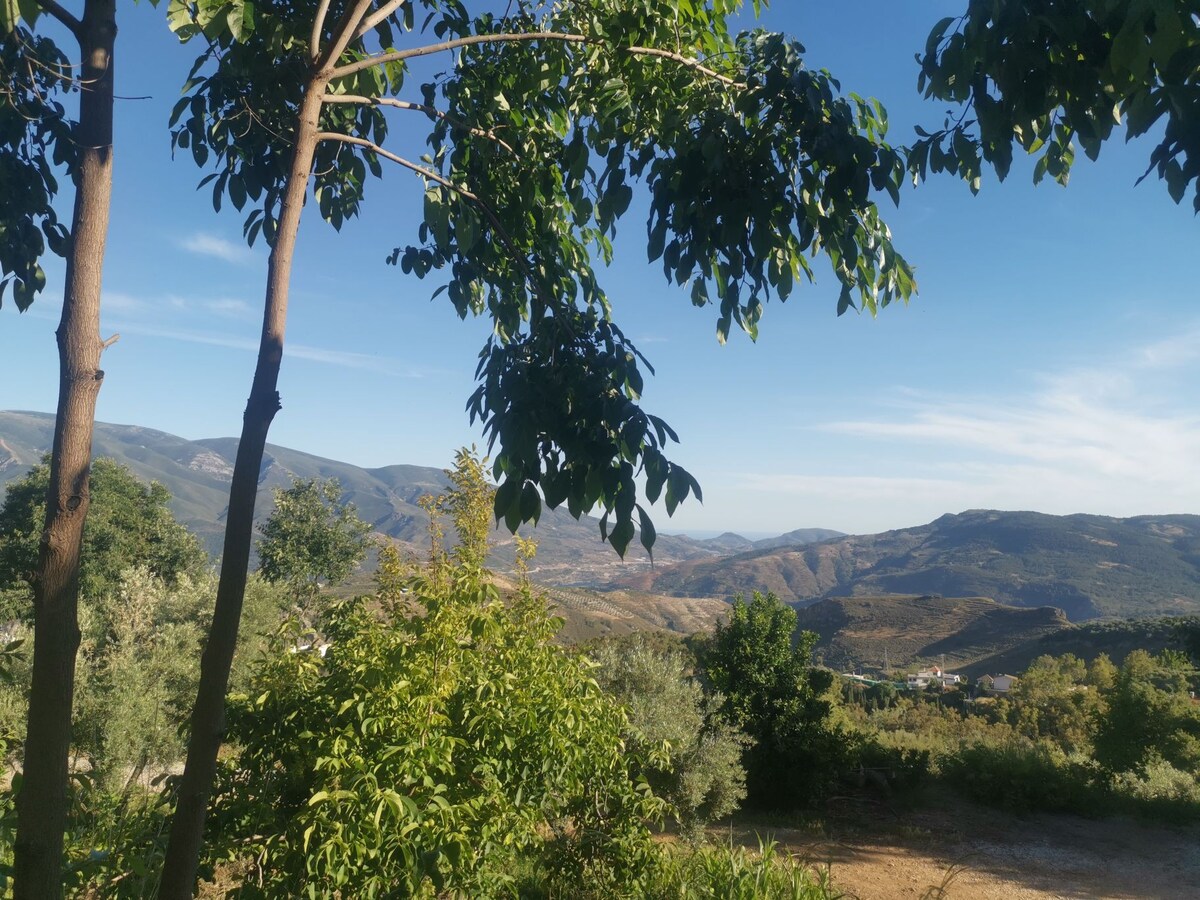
[637,505,656,557]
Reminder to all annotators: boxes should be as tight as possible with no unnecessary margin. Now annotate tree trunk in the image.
[12,1,116,897]
[157,81,326,900]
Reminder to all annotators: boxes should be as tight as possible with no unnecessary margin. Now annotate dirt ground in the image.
[725,793,1200,900]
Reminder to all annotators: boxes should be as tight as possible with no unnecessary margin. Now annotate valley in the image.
[6,409,1200,675]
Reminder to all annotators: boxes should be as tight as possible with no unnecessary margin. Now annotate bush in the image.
[645,840,841,900]
[1111,756,1200,822]
[591,634,748,838]
[697,592,851,810]
[938,740,1109,815]
[204,451,664,897]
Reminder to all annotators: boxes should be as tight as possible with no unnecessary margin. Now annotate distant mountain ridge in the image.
[0,411,832,581]
[621,508,1200,620]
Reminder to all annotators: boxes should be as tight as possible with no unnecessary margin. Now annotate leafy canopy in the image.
[256,476,372,608]
[913,1,1200,207]
[168,0,915,557]
[0,457,207,606]
[0,24,74,309]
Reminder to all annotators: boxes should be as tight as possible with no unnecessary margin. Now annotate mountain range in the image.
[0,411,837,582]
[620,509,1200,620]
[6,411,1200,630]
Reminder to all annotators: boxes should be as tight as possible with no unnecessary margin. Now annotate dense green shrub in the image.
[939,740,1109,815]
[1094,650,1200,776]
[645,840,840,900]
[0,457,206,606]
[591,634,748,838]
[698,592,853,810]
[515,839,841,900]
[204,452,664,897]
[1111,756,1200,822]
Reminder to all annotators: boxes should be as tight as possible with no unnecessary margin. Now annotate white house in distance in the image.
[978,674,1019,694]
[906,665,962,690]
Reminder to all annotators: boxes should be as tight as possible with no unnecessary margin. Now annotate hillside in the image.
[530,584,729,644]
[621,509,1200,620]
[963,615,1200,678]
[0,411,831,582]
[795,594,1069,674]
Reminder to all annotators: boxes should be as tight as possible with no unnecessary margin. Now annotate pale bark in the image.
[12,0,116,896]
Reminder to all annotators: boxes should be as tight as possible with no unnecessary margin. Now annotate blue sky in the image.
[3,1,1198,537]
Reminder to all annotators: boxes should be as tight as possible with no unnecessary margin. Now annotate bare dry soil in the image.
[726,794,1200,900]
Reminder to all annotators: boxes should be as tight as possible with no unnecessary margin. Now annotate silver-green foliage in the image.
[0,568,286,796]
[592,635,748,838]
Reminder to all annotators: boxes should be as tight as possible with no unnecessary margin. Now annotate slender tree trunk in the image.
[157,81,326,900]
[12,2,116,896]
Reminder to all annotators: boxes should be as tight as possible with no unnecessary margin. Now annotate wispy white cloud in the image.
[106,322,428,378]
[179,233,253,266]
[1133,324,1200,370]
[726,325,1200,531]
[203,297,256,319]
[104,291,143,312]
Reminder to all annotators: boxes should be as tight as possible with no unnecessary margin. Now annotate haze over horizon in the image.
[2,2,1197,537]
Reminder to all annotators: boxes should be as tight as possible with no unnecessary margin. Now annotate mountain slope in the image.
[0,411,821,581]
[795,594,1069,673]
[622,509,1200,620]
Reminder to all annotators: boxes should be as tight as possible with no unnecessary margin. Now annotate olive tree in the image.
[590,634,748,838]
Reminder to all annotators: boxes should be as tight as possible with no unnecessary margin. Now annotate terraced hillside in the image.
[795,594,1069,673]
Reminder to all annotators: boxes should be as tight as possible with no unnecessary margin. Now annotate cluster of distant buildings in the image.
[841,665,1019,694]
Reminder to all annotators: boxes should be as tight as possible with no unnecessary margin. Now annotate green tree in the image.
[697,591,846,809]
[207,450,663,897]
[161,2,918,886]
[1094,650,1200,775]
[0,457,206,609]
[1087,653,1119,692]
[913,2,1199,207]
[1006,654,1101,755]
[256,477,371,614]
[2,0,147,883]
[591,634,748,838]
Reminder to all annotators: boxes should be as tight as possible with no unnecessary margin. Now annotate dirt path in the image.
[726,795,1200,900]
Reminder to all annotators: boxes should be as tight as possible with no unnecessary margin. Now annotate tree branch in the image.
[333,31,584,79]
[316,0,375,72]
[351,0,409,43]
[626,44,740,86]
[321,93,515,153]
[316,129,475,196]
[34,0,82,39]
[315,129,549,320]
[310,0,333,62]
[332,31,741,87]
